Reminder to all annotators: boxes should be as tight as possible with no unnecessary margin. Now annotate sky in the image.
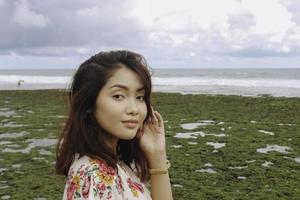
[0,0,300,69]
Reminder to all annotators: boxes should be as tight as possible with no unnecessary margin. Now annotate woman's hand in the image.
[138,108,173,200]
[137,107,167,166]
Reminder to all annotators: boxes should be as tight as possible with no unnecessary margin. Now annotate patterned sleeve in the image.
[64,159,124,200]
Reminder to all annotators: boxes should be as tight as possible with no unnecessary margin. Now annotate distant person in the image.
[56,50,173,200]
[17,80,24,87]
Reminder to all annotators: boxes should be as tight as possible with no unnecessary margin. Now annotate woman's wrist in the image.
[149,160,170,175]
[147,153,168,169]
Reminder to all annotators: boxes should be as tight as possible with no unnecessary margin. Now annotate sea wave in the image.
[152,77,300,89]
[1,75,299,97]
[0,75,71,84]
[1,75,299,89]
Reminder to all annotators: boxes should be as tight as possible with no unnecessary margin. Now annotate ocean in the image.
[0,68,300,97]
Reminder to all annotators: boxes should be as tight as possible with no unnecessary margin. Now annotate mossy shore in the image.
[0,90,299,200]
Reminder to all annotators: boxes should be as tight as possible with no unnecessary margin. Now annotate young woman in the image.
[55,50,173,200]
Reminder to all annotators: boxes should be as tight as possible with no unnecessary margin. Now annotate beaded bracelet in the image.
[149,160,171,175]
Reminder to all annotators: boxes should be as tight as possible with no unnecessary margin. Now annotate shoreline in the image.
[0,88,300,99]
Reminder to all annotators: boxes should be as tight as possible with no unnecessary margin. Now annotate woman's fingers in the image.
[154,111,164,127]
[144,107,164,130]
[150,107,157,122]
[151,106,159,123]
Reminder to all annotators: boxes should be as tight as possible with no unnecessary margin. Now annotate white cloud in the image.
[1,0,300,68]
[242,0,293,35]
[130,0,300,59]
[12,0,49,28]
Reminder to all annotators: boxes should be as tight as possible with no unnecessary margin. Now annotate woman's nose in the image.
[126,98,139,114]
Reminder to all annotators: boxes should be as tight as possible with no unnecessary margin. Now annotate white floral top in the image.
[63,154,152,200]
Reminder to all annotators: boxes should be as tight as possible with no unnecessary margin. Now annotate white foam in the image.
[0,185,9,190]
[153,77,300,89]
[174,131,225,139]
[211,134,226,137]
[195,168,217,174]
[204,163,213,167]
[0,131,29,139]
[262,161,273,167]
[258,130,274,136]
[0,168,7,173]
[174,131,205,139]
[188,142,198,145]
[0,122,25,128]
[256,144,291,154]
[180,120,215,130]
[228,166,248,169]
[12,115,22,118]
[0,141,12,145]
[1,195,10,199]
[172,145,182,148]
[0,110,15,117]
[180,123,201,130]
[173,184,183,188]
[295,157,300,163]
[32,157,48,162]
[7,144,20,148]
[0,75,70,84]
[50,115,66,118]
[1,70,300,96]
[278,123,296,126]
[11,164,22,169]
[0,74,71,90]
[2,138,57,154]
[206,142,226,149]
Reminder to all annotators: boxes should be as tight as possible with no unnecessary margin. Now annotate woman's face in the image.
[94,66,148,144]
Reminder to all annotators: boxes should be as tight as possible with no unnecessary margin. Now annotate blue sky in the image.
[0,0,300,69]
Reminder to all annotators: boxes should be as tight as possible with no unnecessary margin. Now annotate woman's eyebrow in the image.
[109,84,145,92]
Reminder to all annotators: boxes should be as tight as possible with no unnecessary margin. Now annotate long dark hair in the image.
[55,50,153,182]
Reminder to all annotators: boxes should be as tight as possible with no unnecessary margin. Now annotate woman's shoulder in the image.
[65,154,123,199]
[68,154,118,180]
[64,154,152,199]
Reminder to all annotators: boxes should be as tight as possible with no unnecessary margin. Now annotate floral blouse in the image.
[63,154,152,200]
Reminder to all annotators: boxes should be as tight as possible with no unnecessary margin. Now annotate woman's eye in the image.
[137,96,145,101]
[112,95,124,100]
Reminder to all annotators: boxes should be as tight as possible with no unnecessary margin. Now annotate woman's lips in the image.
[122,122,138,128]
